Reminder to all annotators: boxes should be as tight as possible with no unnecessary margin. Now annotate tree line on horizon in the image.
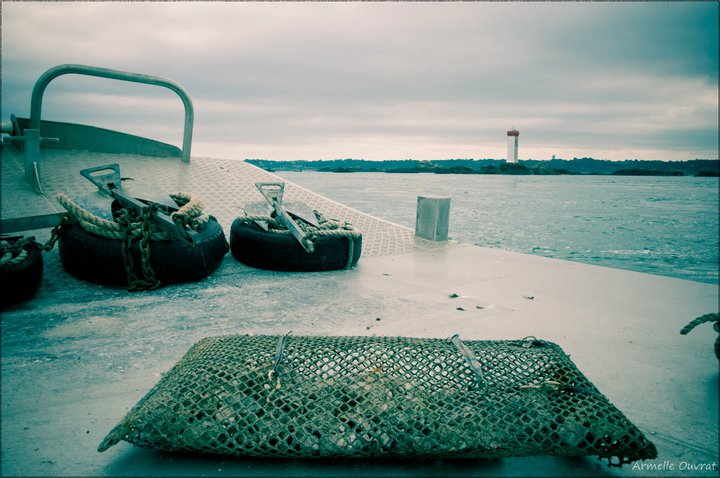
[245,158,719,177]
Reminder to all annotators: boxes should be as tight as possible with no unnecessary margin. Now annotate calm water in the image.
[279,172,719,284]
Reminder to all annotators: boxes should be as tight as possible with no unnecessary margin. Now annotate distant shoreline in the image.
[246,158,719,177]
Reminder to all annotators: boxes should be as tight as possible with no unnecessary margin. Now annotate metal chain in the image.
[134,204,160,291]
[39,215,72,252]
[56,192,206,241]
[118,210,140,287]
[4,218,69,255]
[0,215,71,265]
[3,195,201,289]
[118,207,161,292]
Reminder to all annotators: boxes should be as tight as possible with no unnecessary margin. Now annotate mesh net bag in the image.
[99,334,656,466]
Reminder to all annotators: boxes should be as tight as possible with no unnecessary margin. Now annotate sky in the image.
[1,2,718,162]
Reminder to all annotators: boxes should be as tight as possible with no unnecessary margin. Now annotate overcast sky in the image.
[2,2,718,161]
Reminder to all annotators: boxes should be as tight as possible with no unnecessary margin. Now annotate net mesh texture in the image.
[99,334,657,466]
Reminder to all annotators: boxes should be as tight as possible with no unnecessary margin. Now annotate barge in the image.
[1,65,717,476]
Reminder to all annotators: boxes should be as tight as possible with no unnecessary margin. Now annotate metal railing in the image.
[29,64,194,163]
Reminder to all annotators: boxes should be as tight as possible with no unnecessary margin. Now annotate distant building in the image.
[507,128,519,163]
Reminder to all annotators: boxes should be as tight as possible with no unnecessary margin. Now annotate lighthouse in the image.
[506,128,519,163]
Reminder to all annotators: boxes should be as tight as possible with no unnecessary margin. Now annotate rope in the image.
[57,192,169,241]
[1,190,207,289]
[0,241,29,266]
[237,213,360,237]
[0,214,72,267]
[237,211,361,268]
[679,313,718,335]
[56,191,207,291]
[56,192,208,240]
[680,313,719,360]
[239,215,281,229]
[307,220,361,269]
[170,193,209,231]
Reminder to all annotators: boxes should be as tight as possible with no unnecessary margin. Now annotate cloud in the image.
[1,2,717,160]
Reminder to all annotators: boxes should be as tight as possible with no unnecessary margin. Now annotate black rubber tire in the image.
[1,241,43,309]
[58,218,228,287]
[230,219,362,272]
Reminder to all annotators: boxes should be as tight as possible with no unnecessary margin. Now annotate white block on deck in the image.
[415,195,451,241]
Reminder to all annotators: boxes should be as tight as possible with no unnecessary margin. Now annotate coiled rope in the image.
[0,240,29,266]
[236,211,361,269]
[56,192,208,291]
[56,192,208,240]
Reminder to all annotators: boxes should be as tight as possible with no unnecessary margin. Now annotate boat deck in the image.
[1,144,717,476]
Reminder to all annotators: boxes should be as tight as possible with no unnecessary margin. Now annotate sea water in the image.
[278,172,719,284]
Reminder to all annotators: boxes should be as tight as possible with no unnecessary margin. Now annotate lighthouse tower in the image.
[506,128,519,163]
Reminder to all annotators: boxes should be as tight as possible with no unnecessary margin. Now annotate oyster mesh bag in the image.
[99,334,656,466]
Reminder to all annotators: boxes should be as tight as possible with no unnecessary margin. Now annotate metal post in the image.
[23,129,43,193]
[1,120,13,134]
[415,195,451,241]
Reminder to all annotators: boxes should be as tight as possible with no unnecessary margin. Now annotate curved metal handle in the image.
[30,64,194,163]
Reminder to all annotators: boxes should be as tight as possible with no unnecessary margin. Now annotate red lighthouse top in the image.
[507,129,519,137]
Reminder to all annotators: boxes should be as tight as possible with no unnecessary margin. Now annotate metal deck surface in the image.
[1,145,448,258]
[1,145,718,477]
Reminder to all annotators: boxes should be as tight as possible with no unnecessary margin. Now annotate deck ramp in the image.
[1,146,448,257]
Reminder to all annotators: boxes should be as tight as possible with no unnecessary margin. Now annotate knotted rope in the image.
[236,210,361,269]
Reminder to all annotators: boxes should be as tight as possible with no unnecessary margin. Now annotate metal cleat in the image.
[79,164,198,246]
[255,182,315,253]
